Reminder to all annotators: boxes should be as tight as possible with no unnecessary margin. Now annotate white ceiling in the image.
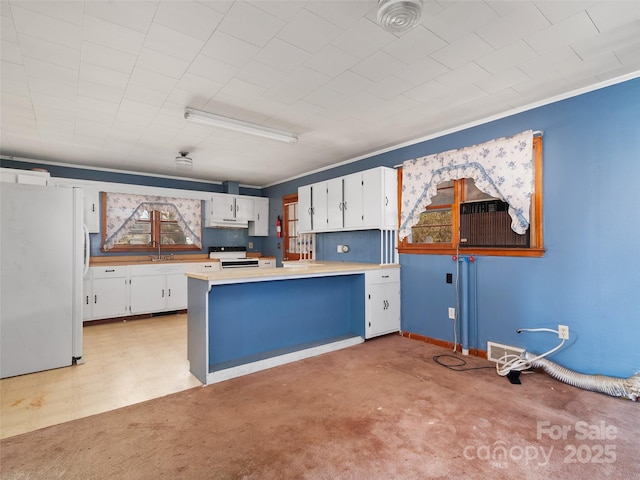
[1,1,639,187]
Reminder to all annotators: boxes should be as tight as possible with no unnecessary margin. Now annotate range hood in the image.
[204,218,248,229]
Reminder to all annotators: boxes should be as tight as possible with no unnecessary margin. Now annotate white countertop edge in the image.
[185,261,400,284]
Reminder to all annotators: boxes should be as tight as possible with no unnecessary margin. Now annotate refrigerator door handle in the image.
[83,224,90,276]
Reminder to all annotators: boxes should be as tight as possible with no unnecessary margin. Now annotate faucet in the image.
[150,240,161,261]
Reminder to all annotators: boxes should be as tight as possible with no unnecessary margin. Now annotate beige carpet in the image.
[1,335,638,479]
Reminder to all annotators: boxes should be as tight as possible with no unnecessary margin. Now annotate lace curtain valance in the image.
[399,130,534,241]
[103,192,202,250]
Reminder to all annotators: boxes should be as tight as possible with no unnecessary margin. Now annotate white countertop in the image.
[185,261,399,283]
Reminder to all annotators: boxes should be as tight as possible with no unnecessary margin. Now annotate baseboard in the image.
[401,331,487,358]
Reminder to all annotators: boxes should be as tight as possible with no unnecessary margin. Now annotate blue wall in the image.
[264,78,640,378]
[0,158,266,256]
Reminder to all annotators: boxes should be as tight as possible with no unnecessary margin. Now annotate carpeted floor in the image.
[1,335,638,479]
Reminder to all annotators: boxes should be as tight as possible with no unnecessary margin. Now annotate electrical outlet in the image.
[448,307,456,320]
[558,324,569,340]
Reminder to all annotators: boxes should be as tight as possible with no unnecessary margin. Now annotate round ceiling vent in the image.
[377,0,423,34]
[175,151,193,170]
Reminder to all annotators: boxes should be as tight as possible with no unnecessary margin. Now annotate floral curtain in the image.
[103,192,202,250]
[399,130,534,241]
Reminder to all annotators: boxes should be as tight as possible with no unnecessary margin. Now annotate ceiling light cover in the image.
[377,0,423,33]
[184,108,298,144]
[175,152,192,170]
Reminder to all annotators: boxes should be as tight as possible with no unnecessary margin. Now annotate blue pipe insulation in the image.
[459,256,470,355]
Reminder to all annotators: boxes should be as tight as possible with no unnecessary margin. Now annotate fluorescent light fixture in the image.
[184,107,298,144]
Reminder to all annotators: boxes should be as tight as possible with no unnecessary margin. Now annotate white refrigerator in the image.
[1,182,85,378]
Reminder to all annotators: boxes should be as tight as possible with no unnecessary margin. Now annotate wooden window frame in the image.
[100,192,200,253]
[282,193,300,261]
[398,136,544,258]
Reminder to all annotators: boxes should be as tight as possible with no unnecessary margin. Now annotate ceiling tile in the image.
[474,66,530,94]
[76,95,119,117]
[82,14,145,56]
[173,73,223,102]
[525,11,598,55]
[1,11,18,43]
[153,1,223,41]
[350,51,408,82]
[236,61,286,89]
[252,1,307,22]
[571,22,640,60]
[614,41,640,66]
[1,40,22,64]
[75,106,117,126]
[1,60,26,82]
[304,0,372,30]
[216,78,266,101]
[475,40,538,75]
[586,1,640,33]
[18,34,79,69]
[78,80,125,104]
[11,5,82,49]
[188,55,239,84]
[11,1,84,26]
[254,38,311,73]
[430,33,494,70]
[331,17,395,59]
[30,92,75,112]
[1,78,30,98]
[517,46,583,79]
[201,31,260,68]
[217,1,284,48]
[476,2,550,49]
[394,56,450,86]
[277,9,343,54]
[403,80,452,104]
[365,75,414,100]
[84,1,156,34]
[137,48,191,79]
[281,66,331,94]
[424,1,499,43]
[304,44,360,77]
[144,23,205,62]
[534,1,598,24]
[129,68,179,95]
[81,42,137,74]
[382,26,448,64]
[435,62,492,89]
[27,77,76,100]
[123,84,168,107]
[262,83,307,106]
[23,57,77,84]
[80,63,129,90]
[324,71,375,96]
[33,104,76,122]
[116,99,160,126]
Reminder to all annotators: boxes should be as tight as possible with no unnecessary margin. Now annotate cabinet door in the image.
[382,167,398,228]
[343,173,364,229]
[326,178,344,230]
[298,185,312,232]
[130,275,165,314]
[366,282,401,338]
[209,193,235,219]
[361,168,382,228]
[92,277,129,319]
[248,197,269,236]
[165,273,188,310]
[83,277,93,320]
[82,184,100,233]
[311,182,329,231]
[234,195,255,221]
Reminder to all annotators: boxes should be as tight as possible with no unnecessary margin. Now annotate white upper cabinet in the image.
[298,167,398,233]
[248,197,269,236]
[205,193,255,227]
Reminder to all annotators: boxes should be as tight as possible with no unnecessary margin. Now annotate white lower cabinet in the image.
[89,266,129,320]
[365,268,401,339]
[86,262,219,321]
[129,265,188,315]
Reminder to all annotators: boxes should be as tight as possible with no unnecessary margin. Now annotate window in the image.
[101,192,202,253]
[282,193,300,261]
[398,136,543,257]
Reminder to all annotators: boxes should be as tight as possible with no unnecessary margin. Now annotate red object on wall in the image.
[276,215,282,238]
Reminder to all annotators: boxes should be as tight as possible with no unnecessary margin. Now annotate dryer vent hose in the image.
[523,352,640,401]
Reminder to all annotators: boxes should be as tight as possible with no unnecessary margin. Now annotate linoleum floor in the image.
[0,314,200,439]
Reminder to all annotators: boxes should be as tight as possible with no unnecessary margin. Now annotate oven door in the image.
[220,259,259,269]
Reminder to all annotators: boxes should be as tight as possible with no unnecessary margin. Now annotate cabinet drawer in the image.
[91,266,128,278]
[366,268,400,284]
[193,262,220,273]
[258,259,275,269]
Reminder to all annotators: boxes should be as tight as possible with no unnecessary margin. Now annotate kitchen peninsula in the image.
[185,261,400,385]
